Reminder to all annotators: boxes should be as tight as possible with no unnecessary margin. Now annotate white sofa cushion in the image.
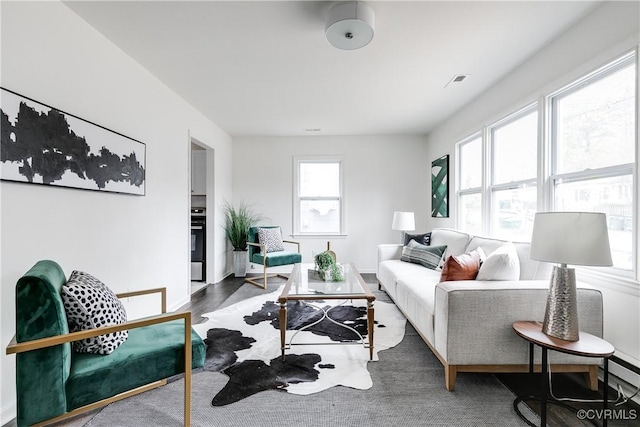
[513,242,553,280]
[476,243,520,280]
[430,229,471,259]
[395,277,439,343]
[378,259,440,299]
[465,235,507,256]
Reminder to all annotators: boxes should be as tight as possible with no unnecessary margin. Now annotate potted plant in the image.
[314,251,344,282]
[222,200,262,277]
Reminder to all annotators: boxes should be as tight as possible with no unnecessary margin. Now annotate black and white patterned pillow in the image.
[61,271,128,355]
[401,240,447,270]
[257,227,285,253]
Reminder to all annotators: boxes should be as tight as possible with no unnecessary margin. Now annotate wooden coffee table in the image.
[278,263,375,360]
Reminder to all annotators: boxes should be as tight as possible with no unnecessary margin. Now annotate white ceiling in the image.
[65,1,600,137]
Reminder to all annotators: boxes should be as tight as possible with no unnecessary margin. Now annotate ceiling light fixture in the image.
[325,2,375,50]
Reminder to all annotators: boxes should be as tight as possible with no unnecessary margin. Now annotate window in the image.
[489,107,538,241]
[294,158,344,235]
[454,51,636,276]
[457,135,483,235]
[550,54,635,270]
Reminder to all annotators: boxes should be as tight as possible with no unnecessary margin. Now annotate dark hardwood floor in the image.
[182,276,246,324]
[181,274,639,427]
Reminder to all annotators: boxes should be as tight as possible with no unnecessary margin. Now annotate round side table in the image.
[512,321,615,427]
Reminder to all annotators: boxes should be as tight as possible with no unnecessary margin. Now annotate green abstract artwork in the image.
[431,155,449,218]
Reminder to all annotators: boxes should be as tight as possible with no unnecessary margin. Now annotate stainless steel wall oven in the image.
[191,208,206,282]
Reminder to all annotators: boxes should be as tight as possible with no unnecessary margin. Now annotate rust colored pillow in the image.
[439,250,482,282]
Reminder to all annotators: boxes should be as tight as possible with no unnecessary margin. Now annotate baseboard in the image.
[168,294,191,312]
[246,264,294,274]
[607,355,640,406]
[606,371,640,406]
[1,401,16,427]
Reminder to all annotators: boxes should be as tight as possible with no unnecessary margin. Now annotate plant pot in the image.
[233,250,248,277]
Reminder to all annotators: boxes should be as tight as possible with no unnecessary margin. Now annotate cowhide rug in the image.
[192,286,406,406]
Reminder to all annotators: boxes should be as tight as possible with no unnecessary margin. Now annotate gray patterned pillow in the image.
[257,227,285,253]
[401,240,447,270]
[61,271,128,355]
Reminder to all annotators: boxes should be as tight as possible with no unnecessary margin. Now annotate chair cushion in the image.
[61,271,128,355]
[251,251,302,267]
[257,227,284,253]
[66,320,205,410]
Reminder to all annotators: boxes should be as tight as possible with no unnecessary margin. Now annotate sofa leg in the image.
[445,365,456,391]
[586,365,599,391]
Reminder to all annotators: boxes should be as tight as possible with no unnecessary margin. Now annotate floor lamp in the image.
[392,211,415,244]
[530,212,612,341]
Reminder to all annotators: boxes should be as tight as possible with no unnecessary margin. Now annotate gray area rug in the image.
[85,279,538,426]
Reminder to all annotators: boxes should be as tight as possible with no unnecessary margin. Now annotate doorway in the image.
[190,139,209,294]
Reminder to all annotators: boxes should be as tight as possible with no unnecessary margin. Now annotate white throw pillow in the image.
[476,243,520,281]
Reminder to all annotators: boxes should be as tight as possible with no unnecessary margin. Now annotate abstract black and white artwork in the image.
[0,88,145,195]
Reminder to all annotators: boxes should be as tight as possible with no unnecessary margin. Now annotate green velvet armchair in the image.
[245,226,301,289]
[5,260,205,427]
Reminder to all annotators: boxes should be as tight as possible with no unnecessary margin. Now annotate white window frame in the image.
[293,156,346,236]
[487,104,539,237]
[456,133,485,234]
[454,50,637,281]
[547,52,636,276]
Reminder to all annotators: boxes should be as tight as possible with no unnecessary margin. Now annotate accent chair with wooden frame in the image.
[5,260,205,427]
[245,226,302,289]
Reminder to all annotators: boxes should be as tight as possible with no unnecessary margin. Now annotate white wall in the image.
[424,1,640,370]
[425,1,640,231]
[0,2,232,423]
[231,135,429,273]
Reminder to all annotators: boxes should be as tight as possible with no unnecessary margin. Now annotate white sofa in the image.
[377,228,604,391]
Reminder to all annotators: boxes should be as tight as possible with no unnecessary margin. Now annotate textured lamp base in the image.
[542,265,580,341]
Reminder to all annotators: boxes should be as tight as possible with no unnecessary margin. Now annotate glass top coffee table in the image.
[278,263,375,360]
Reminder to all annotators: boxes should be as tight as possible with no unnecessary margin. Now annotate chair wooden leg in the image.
[184,370,191,426]
[184,316,192,426]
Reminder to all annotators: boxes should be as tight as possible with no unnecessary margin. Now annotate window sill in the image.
[290,234,348,239]
[576,267,640,297]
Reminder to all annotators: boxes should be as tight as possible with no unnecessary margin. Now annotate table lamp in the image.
[392,211,415,243]
[530,212,612,341]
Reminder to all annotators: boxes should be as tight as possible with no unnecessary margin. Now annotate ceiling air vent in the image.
[445,74,469,88]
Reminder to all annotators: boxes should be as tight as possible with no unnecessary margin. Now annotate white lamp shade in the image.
[530,212,613,266]
[392,211,415,231]
[325,2,375,50]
